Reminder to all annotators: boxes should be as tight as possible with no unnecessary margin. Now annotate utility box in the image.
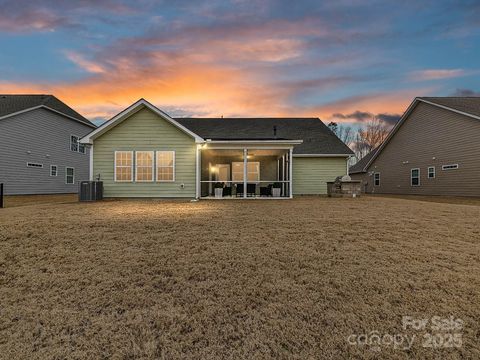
[79,181,103,202]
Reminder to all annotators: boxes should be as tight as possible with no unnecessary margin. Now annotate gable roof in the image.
[418,97,480,118]
[0,94,95,128]
[349,148,378,174]
[176,117,353,155]
[357,96,480,173]
[80,98,204,144]
[80,98,352,155]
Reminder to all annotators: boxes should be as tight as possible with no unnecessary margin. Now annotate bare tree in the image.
[328,122,354,146]
[353,117,390,159]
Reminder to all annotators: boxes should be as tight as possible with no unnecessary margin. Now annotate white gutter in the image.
[293,153,352,157]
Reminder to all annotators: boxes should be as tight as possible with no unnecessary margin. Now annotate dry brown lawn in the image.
[3,194,77,208]
[0,196,479,359]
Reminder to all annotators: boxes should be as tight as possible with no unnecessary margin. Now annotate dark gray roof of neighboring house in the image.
[349,148,378,174]
[175,117,354,155]
[0,94,95,127]
[418,97,480,118]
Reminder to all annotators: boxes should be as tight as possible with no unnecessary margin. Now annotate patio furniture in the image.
[235,183,244,197]
[223,186,232,197]
[260,184,273,197]
[247,183,256,197]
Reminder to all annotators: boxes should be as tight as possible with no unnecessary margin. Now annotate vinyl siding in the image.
[0,108,92,195]
[93,107,196,197]
[363,101,480,196]
[292,157,347,195]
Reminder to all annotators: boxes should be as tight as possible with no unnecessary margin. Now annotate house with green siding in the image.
[80,99,353,198]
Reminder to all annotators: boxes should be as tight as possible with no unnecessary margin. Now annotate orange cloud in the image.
[64,51,106,74]
[408,69,467,81]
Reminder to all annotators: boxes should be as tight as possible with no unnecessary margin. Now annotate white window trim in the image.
[27,162,43,168]
[114,151,134,182]
[71,134,86,154]
[232,161,261,183]
[50,165,58,177]
[442,164,459,170]
[70,135,79,152]
[428,166,435,179]
[65,167,75,185]
[135,151,154,182]
[411,168,420,186]
[156,151,175,182]
[374,172,380,186]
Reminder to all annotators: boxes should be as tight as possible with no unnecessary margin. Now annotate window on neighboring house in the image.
[135,151,154,182]
[50,165,58,176]
[428,166,435,179]
[231,162,260,182]
[374,172,380,186]
[27,162,43,168]
[115,151,133,182]
[71,135,86,153]
[156,151,175,181]
[66,167,75,184]
[411,168,420,186]
[70,135,79,152]
[442,164,459,170]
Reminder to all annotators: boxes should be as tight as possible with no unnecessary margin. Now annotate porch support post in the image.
[195,144,201,199]
[243,148,247,198]
[289,148,293,198]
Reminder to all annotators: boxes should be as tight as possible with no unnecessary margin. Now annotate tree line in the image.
[328,118,391,161]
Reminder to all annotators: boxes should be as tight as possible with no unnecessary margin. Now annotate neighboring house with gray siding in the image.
[350,97,480,197]
[0,95,96,195]
[80,98,352,199]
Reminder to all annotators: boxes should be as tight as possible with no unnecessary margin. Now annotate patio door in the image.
[216,164,230,183]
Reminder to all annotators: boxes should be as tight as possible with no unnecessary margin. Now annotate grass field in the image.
[3,193,77,208]
[0,196,479,359]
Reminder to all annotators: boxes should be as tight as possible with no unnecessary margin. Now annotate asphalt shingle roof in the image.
[349,148,378,174]
[0,94,94,127]
[175,117,353,155]
[419,97,480,118]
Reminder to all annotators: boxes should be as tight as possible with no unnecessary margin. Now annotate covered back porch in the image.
[197,140,301,199]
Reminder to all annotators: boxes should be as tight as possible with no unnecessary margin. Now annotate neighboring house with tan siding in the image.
[80,98,353,199]
[350,97,480,197]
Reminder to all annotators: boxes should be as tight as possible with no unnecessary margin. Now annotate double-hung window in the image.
[70,135,79,152]
[411,168,420,186]
[428,166,435,179]
[66,167,75,184]
[374,173,380,186]
[50,165,58,176]
[156,151,175,181]
[115,151,133,182]
[231,162,260,182]
[71,135,86,153]
[135,151,154,182]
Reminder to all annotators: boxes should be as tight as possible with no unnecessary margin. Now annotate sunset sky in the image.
[1,0,479,126]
